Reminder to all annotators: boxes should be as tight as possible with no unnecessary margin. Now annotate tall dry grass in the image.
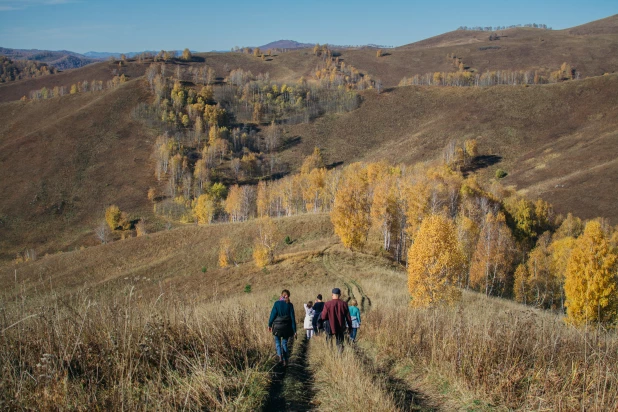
[362,277,618,411]
[0,284,277,410]
[308,336,398,411]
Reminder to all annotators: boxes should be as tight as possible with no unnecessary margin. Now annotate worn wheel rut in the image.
[262,337,316,411]
[350,279,372,312]
[351,344,438,411]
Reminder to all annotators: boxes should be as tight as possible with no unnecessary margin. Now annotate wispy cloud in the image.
[2,23,121,39]
[0,0,75,12]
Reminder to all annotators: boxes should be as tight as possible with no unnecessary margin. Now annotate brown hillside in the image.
[568,14,618,35]
[195,50,323,83]
[0,213,336,301]
[282,74,618,223]
[0,60,148,103]
[338,19,618,87]
[0,79,157,261]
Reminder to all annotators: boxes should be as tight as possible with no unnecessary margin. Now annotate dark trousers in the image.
[313,312,322,333]
[326,330,345,353]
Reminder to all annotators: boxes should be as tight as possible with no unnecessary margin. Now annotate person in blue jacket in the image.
[268,289,297,366]
[348,299,361,343]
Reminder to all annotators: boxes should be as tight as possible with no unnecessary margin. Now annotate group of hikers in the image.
[268,288,361,366]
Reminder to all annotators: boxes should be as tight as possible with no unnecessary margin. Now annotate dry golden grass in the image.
[0,286,276,410]
[2,216,618,410]
[308,337,399,411]
[0,214,336,301]
[349,256,618,411]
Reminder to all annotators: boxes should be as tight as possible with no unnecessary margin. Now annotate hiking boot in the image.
[282,359,287,367]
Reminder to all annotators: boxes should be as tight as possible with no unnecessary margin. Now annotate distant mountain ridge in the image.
[83,50,168,59]
[257,40,314,50]
[256,39,393,50]
[0,47,97,70]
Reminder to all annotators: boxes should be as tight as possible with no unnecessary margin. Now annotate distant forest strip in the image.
[0,56,57,83]
[457,23,551,31]
[400,60,579,87]
[26,75,128,100]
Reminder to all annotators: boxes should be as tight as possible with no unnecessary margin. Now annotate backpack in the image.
[272,315,293,338]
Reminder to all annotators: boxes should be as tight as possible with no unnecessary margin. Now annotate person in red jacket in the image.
[320,288,352,353]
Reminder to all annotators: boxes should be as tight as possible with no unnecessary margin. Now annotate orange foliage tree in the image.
[469,212,515,296]
[407,214,463,307]
[564,220,618,325]
[331,163,370,250]
[253,217,279,267]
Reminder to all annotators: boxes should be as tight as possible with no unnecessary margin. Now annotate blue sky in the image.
[0,0,615,53]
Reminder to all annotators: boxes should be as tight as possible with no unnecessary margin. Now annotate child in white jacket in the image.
[303,301,315,339]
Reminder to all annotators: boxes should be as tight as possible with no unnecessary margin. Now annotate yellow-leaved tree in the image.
[331,163,370,250]
[219,237,234,268]
[469,212,514,297]
[105,205,122,230]
[253,217,279,268]
[193,193,215,224]
[407,214,463,307]
[300,147,325,175]
[564,220,618,325]
[370,174,400,253]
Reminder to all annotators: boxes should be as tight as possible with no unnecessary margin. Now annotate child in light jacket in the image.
[304,301,315,339]
[348,299,361,343]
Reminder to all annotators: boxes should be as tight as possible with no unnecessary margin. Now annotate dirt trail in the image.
[262,337,317,411]
[352,344,439,411]
[318,249,438,410]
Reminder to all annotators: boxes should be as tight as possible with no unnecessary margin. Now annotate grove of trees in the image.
[399,62,577,87]
[0,56,57,83]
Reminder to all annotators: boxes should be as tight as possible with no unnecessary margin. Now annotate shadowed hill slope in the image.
[0,79,157,261]
[283,74,618,222]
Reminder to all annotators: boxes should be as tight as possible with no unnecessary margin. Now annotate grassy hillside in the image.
[195,49,323,83]
[0,79,157,261]
[0,60,149,103]
[282,74,618,222]
[338,15,618,87]
[1,15,617,263]
[0,214,336,301]
[2,73,618,263]
[2,214,617,410]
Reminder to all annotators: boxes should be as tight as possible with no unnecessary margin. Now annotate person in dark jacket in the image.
[320,288,352,353]
[268,289,296,366]
[312,294,325,334]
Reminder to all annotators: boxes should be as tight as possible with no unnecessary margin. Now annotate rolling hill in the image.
[0,79,157,261]
[1,14,618,263]
[0,59,149,103]
[280,74,618,224]
[336,15,618,87]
